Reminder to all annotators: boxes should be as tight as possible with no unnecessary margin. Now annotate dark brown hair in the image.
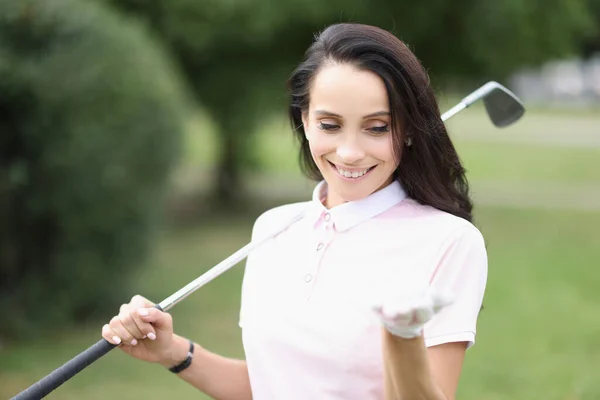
[287,23,473,222]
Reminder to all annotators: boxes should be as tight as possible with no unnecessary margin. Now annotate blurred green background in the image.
[1,0,600,399]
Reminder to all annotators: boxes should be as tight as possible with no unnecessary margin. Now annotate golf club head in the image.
[463,81,525,127]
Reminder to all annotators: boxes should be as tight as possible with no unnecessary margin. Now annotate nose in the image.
[336,135,365,164]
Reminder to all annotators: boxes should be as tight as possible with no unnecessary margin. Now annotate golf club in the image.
[441,81,525,127]
[10,80,525,400]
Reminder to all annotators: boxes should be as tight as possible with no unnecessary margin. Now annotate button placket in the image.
[305,214,336,299]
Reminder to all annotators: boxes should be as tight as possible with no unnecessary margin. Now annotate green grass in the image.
[2,207,600,400]
[461,207,600,400]
[455,141,600,183]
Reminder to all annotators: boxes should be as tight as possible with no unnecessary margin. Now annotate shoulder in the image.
[413,202,487,284]
[383,198,485,248]
[251,201,310,239]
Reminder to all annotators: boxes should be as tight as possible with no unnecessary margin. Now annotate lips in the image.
[328,161,376,179]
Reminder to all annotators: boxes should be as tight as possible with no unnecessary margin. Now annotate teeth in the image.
[337,167,370,178]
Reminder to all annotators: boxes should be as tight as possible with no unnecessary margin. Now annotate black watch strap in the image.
[169,339,194,373]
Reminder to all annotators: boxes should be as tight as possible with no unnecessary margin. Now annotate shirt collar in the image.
[305,180,408,232]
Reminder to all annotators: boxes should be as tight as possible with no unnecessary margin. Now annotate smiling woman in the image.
[97,22,487,400]
[300,63,398,207]
[289,24,473,221]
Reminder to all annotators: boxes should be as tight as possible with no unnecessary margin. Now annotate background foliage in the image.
[108,0,598,202]
[1,0,599,398]
[0,0,190,338]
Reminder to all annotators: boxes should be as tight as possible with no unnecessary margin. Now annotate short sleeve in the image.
[423,226,488,349]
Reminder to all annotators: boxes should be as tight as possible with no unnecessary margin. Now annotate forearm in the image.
[159,334,252,400]
[382,329,446,400]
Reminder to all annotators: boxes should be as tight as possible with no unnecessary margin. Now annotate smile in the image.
[328,161,376,180]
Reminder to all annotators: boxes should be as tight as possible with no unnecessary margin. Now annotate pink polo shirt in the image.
[239,180,488,400]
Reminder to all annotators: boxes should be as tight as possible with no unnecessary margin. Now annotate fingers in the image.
[118,303,155,342]
[101,295,162,345]
[109,315,138,345]
[377,295,436,325]
[373,286,455,339]
[137,306,172,330]
[414,307,434,324]
[381,304,413,323]
[129,295,172,330]
[130,294,155,309]
[102,323,123,345]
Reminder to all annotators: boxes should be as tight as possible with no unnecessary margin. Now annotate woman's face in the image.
[302,63,400,208]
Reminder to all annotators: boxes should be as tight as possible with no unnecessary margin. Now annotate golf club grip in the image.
[11,304,164,399]
[11,338,116,400]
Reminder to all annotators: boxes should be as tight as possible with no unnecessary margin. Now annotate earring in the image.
[405,137,412,147]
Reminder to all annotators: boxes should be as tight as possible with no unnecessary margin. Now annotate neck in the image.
[323,177,396,209]
[324,192,346,209]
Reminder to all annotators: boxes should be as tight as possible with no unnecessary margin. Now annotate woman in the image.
[101,23,487,400]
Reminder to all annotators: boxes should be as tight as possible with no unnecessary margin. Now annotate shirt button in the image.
[304,274,312,283]
[316,243,324,251]
[324,213,331,221]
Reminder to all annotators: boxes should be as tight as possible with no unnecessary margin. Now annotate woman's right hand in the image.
[101,295,175,364]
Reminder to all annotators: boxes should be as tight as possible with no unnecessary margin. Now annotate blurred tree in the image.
[108,0,598,204]
[0,0,190,339]
[581,0,600,57]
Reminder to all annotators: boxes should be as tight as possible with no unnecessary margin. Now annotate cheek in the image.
[373,136,396,163]
[308,132,335,159]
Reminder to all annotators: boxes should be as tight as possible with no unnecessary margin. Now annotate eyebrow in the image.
[314,110,390,119]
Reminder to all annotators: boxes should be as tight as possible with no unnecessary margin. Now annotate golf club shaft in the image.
[10,242,263,400]
[440,102,466,122]
[10,208,307,400]
[158,230,284,312]
[440,84,490,122]
[9,94,483,400]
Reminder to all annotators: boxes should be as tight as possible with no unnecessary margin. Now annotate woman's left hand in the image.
[371,286,454,339]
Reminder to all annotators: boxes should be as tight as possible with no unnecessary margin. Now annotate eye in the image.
[368,125,390,134]
[318,122,340,131]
